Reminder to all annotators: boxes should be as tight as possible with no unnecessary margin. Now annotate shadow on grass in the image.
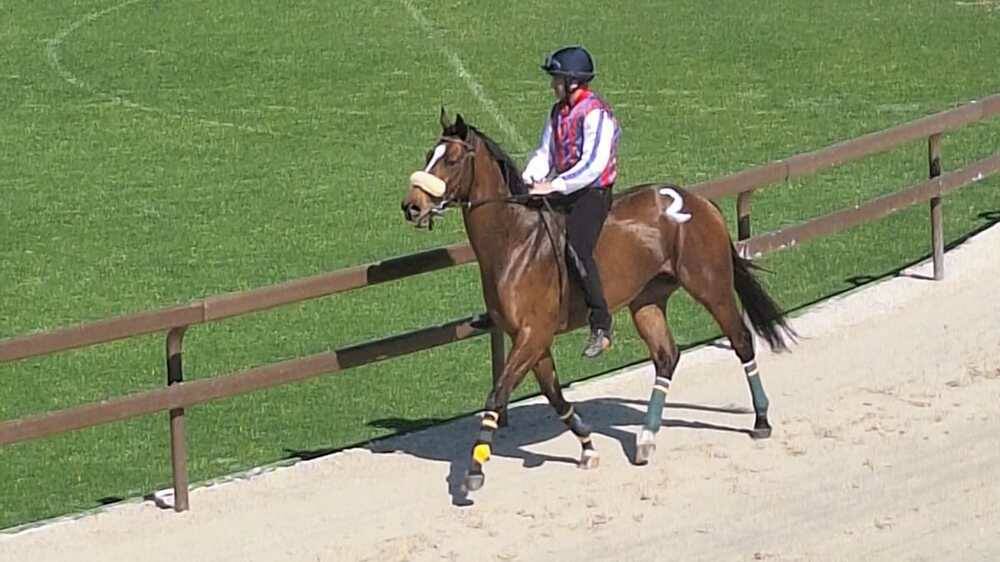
[787,209,1000,311]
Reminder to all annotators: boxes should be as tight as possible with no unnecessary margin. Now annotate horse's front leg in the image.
[464,333,547,492]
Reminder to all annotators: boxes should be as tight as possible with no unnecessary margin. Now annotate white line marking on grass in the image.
[46,0,275,135]
[399,0,528,152]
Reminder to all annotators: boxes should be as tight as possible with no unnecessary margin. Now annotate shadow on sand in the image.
[292,397,754,507]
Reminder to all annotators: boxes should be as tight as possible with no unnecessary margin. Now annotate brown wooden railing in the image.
[2,93,998,513]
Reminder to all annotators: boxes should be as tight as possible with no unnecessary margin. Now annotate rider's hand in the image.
[530,181,558,195]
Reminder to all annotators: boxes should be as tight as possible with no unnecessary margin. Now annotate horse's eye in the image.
[444,148,464,165]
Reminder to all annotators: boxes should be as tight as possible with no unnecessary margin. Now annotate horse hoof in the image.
[634,429,656,465]
[751,422,772,440]
[464,472,485,492]
[635,442,656,465]
[579,450,600,470]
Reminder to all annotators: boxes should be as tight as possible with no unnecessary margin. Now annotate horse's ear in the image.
[455,113,468,139]
[439,106,450,130]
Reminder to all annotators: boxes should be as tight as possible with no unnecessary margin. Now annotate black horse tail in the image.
[730,245,796,352]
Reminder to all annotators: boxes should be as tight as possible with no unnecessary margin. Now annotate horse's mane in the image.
[465,125,531,196]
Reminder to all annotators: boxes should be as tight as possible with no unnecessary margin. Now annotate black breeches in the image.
[562,187,613,332]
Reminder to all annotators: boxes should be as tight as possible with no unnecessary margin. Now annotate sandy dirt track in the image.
[3,224,999,562]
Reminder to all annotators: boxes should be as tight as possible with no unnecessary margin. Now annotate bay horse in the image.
[401,111,794,492]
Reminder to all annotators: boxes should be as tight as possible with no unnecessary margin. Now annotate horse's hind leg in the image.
[682,270,772,439]
[629,282,680,465]
[532,349,599,469]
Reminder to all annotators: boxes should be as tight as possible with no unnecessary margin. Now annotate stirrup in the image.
[582,329,612,359]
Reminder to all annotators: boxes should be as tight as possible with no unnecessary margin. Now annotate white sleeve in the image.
[521,117,553,183]
[550,109,615,194]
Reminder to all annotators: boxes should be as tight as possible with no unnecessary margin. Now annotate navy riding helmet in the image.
[541,45,595,84]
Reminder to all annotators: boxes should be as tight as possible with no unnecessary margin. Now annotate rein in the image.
[455,194,567,323]
[464,193,534,211]
[453,185,567,323]
[414,133,566,317]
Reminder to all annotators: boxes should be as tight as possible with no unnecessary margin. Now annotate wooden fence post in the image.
[166,327,189,511]
[737,190,753,246]
[489,326,507,427]
[929,133,944,280]
[736,190,756,352]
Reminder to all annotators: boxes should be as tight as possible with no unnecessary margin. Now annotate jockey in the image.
[523,45,621,359]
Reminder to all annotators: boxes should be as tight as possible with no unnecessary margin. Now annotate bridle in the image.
[411,135,476,229]
[413,134,545,228]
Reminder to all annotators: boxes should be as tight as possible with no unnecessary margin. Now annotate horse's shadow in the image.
[348,397,753,506]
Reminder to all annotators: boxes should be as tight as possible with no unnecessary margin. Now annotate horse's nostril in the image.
[402,203,418,221]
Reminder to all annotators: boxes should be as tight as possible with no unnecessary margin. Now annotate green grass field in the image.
[1,0,998,529]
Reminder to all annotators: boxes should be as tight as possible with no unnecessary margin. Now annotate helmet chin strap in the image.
[560,76,576,103]
[558,76,586,105]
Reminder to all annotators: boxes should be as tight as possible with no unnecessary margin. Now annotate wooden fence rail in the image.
[2,93,998,513]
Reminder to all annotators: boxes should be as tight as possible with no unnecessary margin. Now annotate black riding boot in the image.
[563,187,614,358]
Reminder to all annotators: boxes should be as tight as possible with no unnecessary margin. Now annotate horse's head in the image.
[401,109,479,228]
